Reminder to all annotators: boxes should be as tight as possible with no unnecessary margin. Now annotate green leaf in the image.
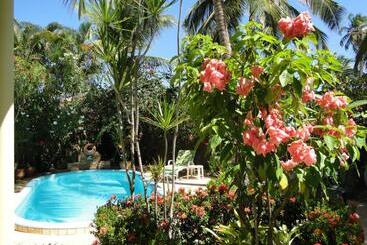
[348,100,367,110]
[319,152,326,170]
[324,135,338,151]
[279,70,292,87]
[209,135,222,152]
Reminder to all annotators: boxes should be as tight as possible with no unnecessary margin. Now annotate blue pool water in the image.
[15,170,153,223]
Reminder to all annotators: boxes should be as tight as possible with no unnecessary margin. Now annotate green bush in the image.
[92,184,236,244]
[93,186,365,245]
[298,204,364,245]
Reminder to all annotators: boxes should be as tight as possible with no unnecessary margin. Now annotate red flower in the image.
[178,187,186,195]
[200,59,231,92]
[349,212,360,223]
[192,205,206,217]
[278,12,315,39]
[159,219,169,230]
[289,197,296,203]
[251,65,264,78]
[218,184,229,193]
[236,77,254,97]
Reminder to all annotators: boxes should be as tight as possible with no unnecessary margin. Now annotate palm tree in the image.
[340,14,367,52]
[355,35,367,71]
[63,0,175,201]
[340,14,367,72]
[184,0,345,48]
[213,0,231,54]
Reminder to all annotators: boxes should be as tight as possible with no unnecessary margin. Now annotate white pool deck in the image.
[13,176,211,244]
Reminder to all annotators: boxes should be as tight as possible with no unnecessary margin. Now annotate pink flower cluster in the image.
[242,108,314,157]
[315,116,357,138]
[236,77,254,97]
[200,58,231,92]
[302,78,316,103]
[278,12,315,39]
[316,92,347,110]
[281,140,316,171]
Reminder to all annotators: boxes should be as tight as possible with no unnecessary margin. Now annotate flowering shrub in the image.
[92,183,236,244]
[174,16,367,243]
[299,204,364,245]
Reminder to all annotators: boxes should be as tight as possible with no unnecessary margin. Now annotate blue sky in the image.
[15,0,367,59]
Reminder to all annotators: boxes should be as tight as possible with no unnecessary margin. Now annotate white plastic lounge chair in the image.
[164,150,204,179]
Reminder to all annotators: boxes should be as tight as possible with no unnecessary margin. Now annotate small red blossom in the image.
[289,197,296,203]
[236,77,254,97]
[159,219,169,230]
[349,212,360,223]
[251,65,264,78]
[218,184,229,193]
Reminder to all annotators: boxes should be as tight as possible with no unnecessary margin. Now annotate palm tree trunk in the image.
[213,0,232,55]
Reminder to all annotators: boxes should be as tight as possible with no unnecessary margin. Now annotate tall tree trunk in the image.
[169,1,184,239]
[129,83,136,199]
[213,0,232,55]
[154,181,158,223]
[134,103,149,209]
[115,94,134,197]
[163,132,168,220]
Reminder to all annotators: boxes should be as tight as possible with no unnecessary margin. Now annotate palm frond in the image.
[355,35,367,71]
[313,26,328,49]
[302,0,345,30]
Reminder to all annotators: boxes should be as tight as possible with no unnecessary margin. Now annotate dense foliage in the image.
[14,21,99,169]
[174,17,367,243]
[93,182,364,244]
[92,183,236,244]
[13,20,191,171]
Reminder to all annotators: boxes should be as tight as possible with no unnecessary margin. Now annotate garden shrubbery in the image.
[92,183,236,244]
[93,182,364,244]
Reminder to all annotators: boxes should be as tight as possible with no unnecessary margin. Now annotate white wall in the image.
[0,0,14,244]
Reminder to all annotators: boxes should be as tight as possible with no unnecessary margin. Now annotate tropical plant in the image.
[14,21,99,169]
[148,157,164,222]
[93,182,236,244]
[184,0,345,48]
[175,16,367,244]
[340,14,367,72]
[141,99,188,219]
[66,0,175,202]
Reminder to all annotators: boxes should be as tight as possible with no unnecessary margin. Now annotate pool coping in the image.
[14,169,149,235]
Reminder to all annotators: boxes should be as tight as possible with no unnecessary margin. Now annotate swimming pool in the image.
[15,170,154,225]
